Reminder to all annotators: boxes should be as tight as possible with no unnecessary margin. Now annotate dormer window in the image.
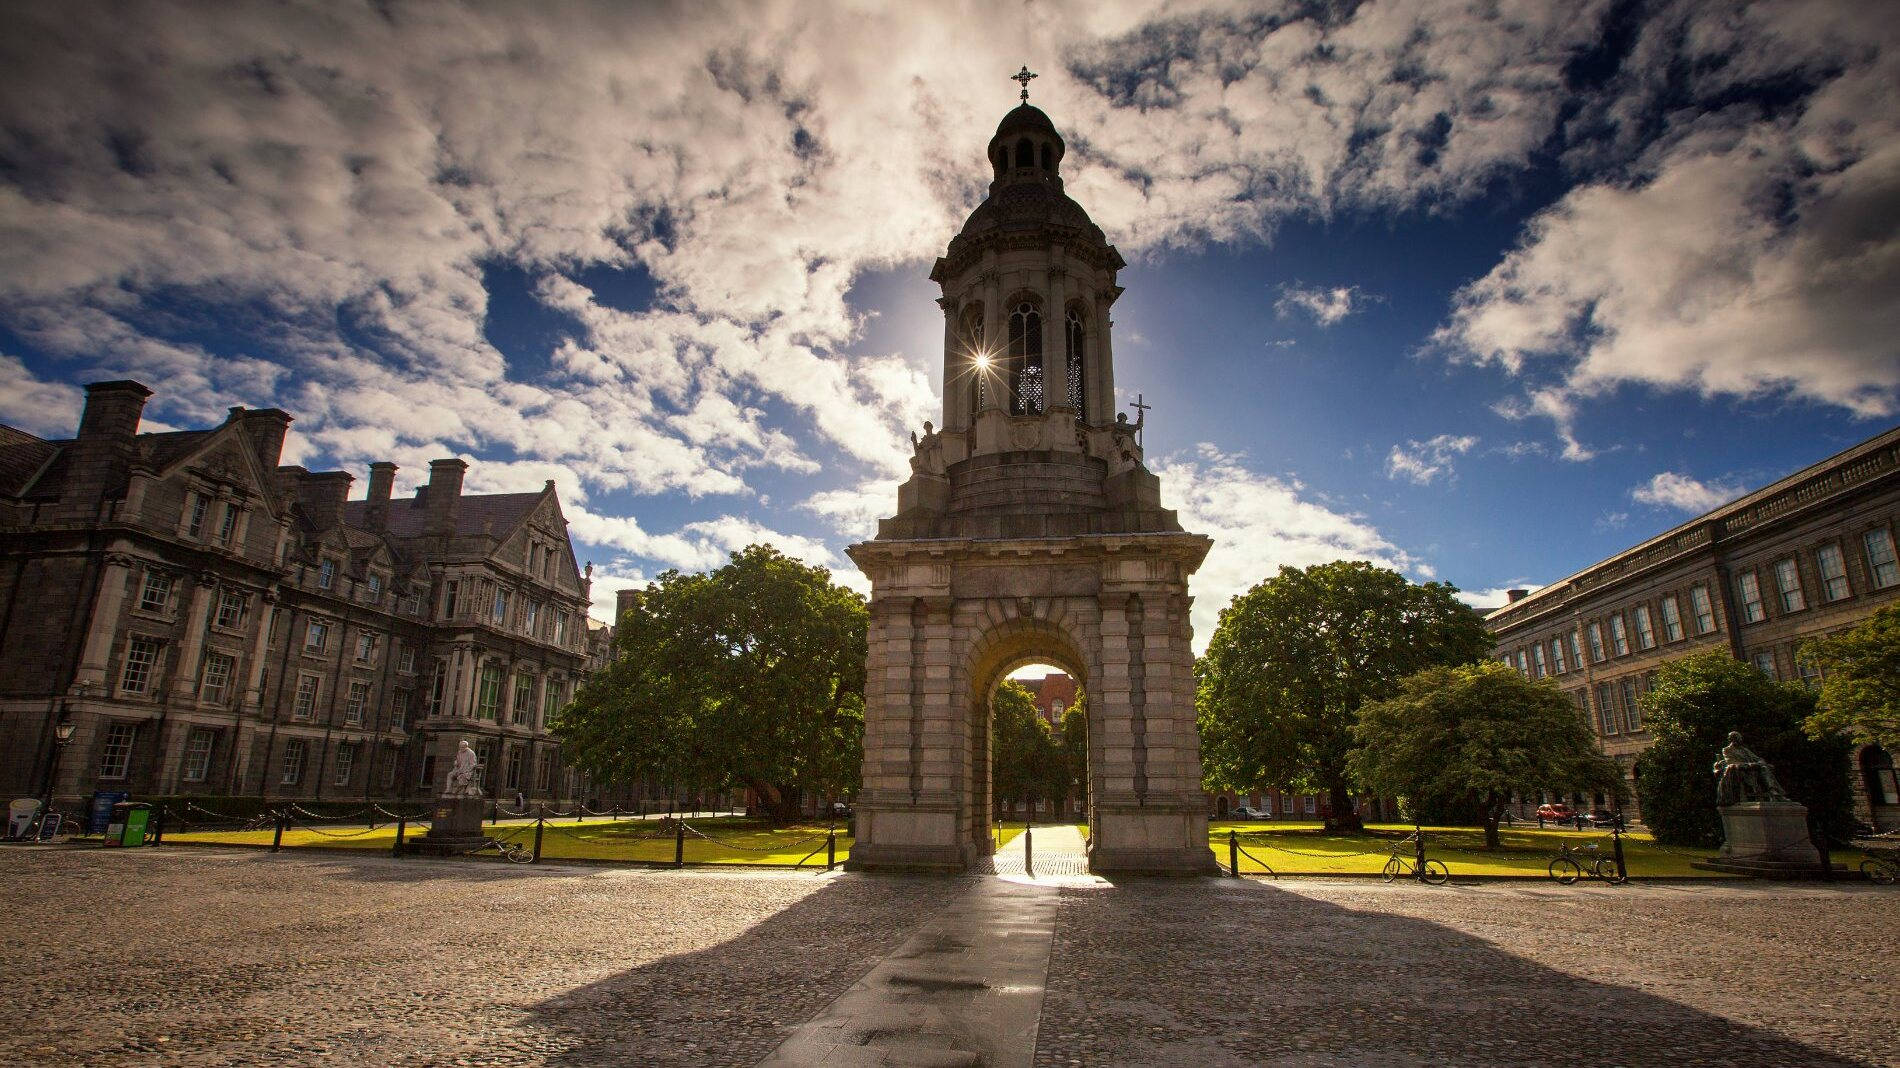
[215,503,240,545]
[186,493,209,538]
[316,559,336,590]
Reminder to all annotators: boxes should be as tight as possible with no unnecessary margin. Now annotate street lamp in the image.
[42,720,77,811]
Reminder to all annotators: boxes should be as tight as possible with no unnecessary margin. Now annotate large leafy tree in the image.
[1634,651,1853,847]
[557,545,866,820]
[1058,697,1089,818]
[1197,561,1491,830]
[1798,603,1900,751]
[1350,662,1625,847]
[990,681,1066,814]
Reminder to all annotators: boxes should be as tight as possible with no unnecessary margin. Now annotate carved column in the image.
[74,553,136,691]
[241,589,277,710]
[169,572,218,699]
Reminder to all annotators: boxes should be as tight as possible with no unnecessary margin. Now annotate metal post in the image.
[489,799,499,824]
[533,809,545,864]
[1229,829,1240,877]
[393,817,406,857]
[1024,821,1033,875]
[1612,822,1627,882]
[1414,822,1426,882]
[826,829,837,872]
[271,809,285,853]
[1811,812,1835,883]
[149,804,166,845]
[674,818,686,868]
[613,804,621,822]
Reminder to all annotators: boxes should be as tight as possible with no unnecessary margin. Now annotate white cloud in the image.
[1385,433,1479,485]
[0,355,82,437]
[1433,2,1900,450]
[1275,284,1370,327]
[1459,585,1542,612]
[1154,444,1422,650]
[1630,471,1743,514]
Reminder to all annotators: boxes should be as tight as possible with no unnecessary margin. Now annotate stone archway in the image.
[962,615,1094,854]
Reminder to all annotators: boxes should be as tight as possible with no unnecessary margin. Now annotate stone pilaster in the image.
[73,553,135,692]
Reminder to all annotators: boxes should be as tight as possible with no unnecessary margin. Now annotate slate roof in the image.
[0,425,59,498]
[341,490,543,540]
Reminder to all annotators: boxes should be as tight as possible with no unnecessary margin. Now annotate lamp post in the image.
[42,720,77,811]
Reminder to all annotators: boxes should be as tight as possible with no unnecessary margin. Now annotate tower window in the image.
[1015,137,1033,169]
[1007,299,1044,415]
[962,304,986,418]
[1065,307,1085,412]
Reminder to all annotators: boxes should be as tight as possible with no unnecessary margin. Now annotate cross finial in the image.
[1012,65,1038,104]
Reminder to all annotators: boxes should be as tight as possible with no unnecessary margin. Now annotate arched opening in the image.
[963,618,1094,858]
[1015,136,1034,169]
[1039,142,1053,171]
[1007,297,1044,415]
[960,303,987,419]
[1064,304,1085,413]
[1864,746,1900,807]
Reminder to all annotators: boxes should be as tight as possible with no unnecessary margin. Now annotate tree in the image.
[1798,603,1900,751]
[1634,651,1853,847]
[1196,560,1492,830]
[1058,697,1088,819]
[990,680,1062,816]
[557,545,866,820]
[1350,662,1625,847]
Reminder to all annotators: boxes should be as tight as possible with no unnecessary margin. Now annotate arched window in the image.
[962,304,986,417]
[1865,746,1900,806]
[1064,307,1085,412]
[1015,137,1034,170]
[1040,143,1053,171]
[1007,299,1044,414]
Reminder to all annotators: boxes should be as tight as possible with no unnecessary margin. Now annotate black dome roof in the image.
[993,103,1060,140]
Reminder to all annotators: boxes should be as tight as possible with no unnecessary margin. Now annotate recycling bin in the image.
[105,802,150,847]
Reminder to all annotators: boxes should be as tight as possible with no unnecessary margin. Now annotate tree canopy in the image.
[1634,651,1853,846]
[1350,661,1624,846]
[1196,560,1491,828]
[556,545,866,819]
[990,680,1059,811]
[1798,603,1900,752]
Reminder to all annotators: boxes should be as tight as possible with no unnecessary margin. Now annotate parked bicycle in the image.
[469,836,533,864]
[1383,838,1449,885]
[1548,841,1626,885]
[1859,853,1898,885]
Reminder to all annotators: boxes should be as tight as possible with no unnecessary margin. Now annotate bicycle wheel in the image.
[1549,857,1582,885]
[505,845,534,865]
[1421,860,1450,886]
[1383,856,1404,882]
[1593,857,1628,885]
[1862,858,1897,886]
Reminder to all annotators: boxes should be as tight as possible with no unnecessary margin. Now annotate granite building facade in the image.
[0,381,603,810]
[1485,425,1900,830]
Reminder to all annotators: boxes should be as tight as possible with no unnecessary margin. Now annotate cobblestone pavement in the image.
[1037,876,1899,1066]
[993,824,1092,880]
[5,848,1895,1067]
[0,846,948,1067]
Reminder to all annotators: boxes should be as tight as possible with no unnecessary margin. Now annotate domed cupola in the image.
[987,104,1066,187]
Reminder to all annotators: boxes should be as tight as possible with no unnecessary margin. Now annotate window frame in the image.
[1864,528,1899,589]
[181,728,215,783]
[304,620,331,653]
[120,636,162,695]
[1773,558,1806,613]
[281,738,307,785]
[139,570,174,613]
[344,681,369,725]
[1816,543,1851,602]
[98,722,137,780]
[199,651,235,704]
[1608,614,1630,657]
[214,588,246,629]
[1689,584,1716,634]
[332,743,356,787]
[293,674,321,720]
[316,559,336,590]
[1659,596,1684,642]
[1632,605,1656,650]
[1736,571,1766,624]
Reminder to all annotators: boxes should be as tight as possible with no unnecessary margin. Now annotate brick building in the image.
[1485,425,1900,830]
[0,380,608,810]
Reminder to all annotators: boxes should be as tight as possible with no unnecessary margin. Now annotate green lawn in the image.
[165,815,850,866]
[1206,820,1865,878]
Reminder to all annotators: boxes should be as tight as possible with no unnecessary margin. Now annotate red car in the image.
[1536,803,1576,822]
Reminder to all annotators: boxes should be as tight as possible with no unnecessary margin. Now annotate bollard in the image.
[1229,829,1240,878]
[674,819,686,868]
[1414,822,1427,882]
[490,799,499,824]
[827,829,837,872]
[533,810,545,864]
[393,817,407,857]
[1024,821,1033,874]
[271,809,286,853]
[613,804,621,822]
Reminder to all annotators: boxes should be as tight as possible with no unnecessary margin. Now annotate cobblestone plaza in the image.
[2,847,1892,1066]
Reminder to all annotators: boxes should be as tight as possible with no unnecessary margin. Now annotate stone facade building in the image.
[0,381,603,810]
[1484,425,1900,830]
[847,99,1215,874]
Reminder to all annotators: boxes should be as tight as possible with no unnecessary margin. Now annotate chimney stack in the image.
[232,406,293,470]
[61,381,153,511]
[365,462,397,531]
[1506,588,1529,603]
[424,458,467,537]
[299,471,353,531]
[78,380,153,443]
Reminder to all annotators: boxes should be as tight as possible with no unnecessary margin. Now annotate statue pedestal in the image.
[412,796,487,856]
[1693,801,1839,879]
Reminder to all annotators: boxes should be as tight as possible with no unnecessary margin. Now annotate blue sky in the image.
[2,1,1895,647]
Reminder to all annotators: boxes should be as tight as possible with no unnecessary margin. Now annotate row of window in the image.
[181,491,245,547]
[439,577,577,645]
[134,568,252,630]
[429,661,568,727]
[958,298,1088,417]
[1733,529,1898,625]
[1506,584,1718,680]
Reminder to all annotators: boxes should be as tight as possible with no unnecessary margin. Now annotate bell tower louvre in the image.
[847,71,1215,874]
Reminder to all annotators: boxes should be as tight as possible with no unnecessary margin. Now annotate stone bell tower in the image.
[847,76,1215,874]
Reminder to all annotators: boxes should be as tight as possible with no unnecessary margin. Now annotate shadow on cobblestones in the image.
[527,873,966,1067]
[1036,876,1887,1066]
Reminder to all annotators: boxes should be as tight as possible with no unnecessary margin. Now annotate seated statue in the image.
[1712,731,1789,805]
[442,739,484,799]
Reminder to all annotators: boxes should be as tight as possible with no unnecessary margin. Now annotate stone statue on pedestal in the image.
[1713,731,1789,805]
[442,739,483,799]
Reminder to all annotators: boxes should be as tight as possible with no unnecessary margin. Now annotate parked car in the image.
[1536,803,1575,822]
[830,801,853,818]
[1231,805,1269,820]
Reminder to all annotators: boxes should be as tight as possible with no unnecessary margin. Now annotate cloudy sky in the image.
[3,1,1896,647]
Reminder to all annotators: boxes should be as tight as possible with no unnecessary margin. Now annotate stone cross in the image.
[1129,393,1151,447]
[1012,66,1038,104]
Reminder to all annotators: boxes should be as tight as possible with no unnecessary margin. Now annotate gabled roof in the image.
[138,429,218,472]
[0,425,60,498]
[341,490,545,540]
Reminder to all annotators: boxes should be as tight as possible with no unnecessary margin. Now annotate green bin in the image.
[106,802,150,847]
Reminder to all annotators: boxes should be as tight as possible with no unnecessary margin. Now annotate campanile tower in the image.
[847,75,1214,874]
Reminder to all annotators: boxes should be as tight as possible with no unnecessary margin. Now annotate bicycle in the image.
[1383,840,1450,885]
[1548,841,1626,885]
[1859,853,1898,885]
[469,836,534,864]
